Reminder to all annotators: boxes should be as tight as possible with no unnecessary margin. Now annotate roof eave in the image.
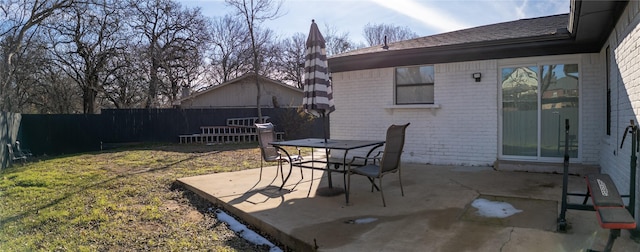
[329,0,630,73]
[329,33,578,72]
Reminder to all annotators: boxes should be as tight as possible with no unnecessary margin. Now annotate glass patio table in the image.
[270,138,385,197]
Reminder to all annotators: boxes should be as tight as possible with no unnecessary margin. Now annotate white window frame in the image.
[394,65,435,105]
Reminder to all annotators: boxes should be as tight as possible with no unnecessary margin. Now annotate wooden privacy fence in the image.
[17,108,324,156]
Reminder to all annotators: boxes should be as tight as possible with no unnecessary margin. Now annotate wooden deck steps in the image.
[179,117,283,144]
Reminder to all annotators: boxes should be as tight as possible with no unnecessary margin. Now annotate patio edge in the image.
[175,178,315,252]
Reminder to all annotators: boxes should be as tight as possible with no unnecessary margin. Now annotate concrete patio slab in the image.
[177,163,640,251]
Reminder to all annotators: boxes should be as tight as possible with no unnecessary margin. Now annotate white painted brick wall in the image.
[330,5,637,170]
[331,60,498,166]
[332,54,607,167]
[599,2,640,197]
[581,54,606,165]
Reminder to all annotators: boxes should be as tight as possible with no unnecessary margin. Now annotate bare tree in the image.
[277,32,305,88]
[209,14,251,85]
[274,25,359,87]
[101,44,147,109]
[3,0,368,114]
[157,7,210,103]
[225,0,283,120]
[0,0,74,112]
[31,64,83,113]
[128,0,210,108]
[3,33,58,113]
[363,23,419,47]
[254,28,279,79]
[323,23,356,56]
[3,30,84,114]
[207,15,277,87]
[48,0,126,114]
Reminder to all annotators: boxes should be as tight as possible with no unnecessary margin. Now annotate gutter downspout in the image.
[567,0,581,38]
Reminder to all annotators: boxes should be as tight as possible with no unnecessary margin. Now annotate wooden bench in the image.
[585,174,637,252]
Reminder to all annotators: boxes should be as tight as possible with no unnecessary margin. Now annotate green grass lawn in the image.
[0,143,306,251]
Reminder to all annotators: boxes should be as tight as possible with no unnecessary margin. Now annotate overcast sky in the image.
[178,0,570,44]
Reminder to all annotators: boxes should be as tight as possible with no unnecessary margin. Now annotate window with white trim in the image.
[395,65,434,104]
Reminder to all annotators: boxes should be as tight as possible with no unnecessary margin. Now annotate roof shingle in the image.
[334,14,569,58]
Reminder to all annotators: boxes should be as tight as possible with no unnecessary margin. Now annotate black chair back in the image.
[255,123,279,162]
[380,123,410,173]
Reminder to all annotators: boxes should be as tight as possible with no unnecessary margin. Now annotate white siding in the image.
[599,1,640,198]
[181,79,302,108]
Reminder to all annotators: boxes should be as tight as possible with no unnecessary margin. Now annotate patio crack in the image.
[499,227,515,252]
[448,178,479,194]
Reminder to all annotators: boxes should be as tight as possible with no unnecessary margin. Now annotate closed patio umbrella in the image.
[303,20,339,196]
[303,19,334,119]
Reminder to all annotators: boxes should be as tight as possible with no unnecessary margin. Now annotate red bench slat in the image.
[585,174,637,231]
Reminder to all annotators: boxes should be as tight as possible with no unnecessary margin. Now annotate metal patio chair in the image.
[15,141,32,158]
[346,123,410,207]
[6,143,27,165]
[255,123,303,190]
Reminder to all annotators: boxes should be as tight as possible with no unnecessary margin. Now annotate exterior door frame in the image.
[497,56,582,163]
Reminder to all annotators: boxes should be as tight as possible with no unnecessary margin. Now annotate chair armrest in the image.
[354,152,383,165]
[273,146,303,163]
[369,151,383,164]
[348,156,381,168]
[349,156,371,163]
[362,143,384,165]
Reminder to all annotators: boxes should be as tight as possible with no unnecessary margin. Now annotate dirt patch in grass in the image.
[0,143,307,251]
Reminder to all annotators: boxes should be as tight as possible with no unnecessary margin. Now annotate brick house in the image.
[327,1,639,190]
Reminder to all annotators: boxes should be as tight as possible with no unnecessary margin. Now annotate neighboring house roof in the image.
[174,73,302,105]
[329,0,628,73]
[176,73,304,102]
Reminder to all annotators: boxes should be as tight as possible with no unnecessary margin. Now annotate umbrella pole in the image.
[316,113,345,197]
[323,114,332,188]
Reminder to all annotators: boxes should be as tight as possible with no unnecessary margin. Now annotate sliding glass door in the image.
[502,66,539,156]
[501,64,579,159]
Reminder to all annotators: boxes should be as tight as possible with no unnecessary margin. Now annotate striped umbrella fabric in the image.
[303,20,335,117]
